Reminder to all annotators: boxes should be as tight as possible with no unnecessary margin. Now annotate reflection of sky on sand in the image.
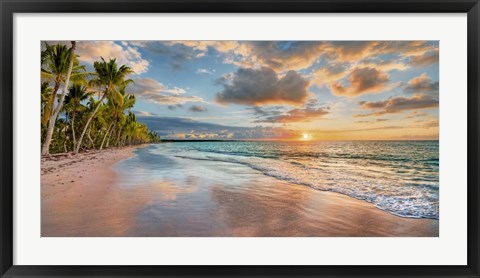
[113,145,438,236]
[115,145,274,236]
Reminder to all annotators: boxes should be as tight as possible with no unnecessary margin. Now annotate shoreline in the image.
[41,143,439,237]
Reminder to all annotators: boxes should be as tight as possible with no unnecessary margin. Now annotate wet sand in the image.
[41,144,439,237]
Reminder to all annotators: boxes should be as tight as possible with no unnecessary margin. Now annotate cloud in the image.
[189,105,207,112]
[168,104,183,110]
[404,73,439,94]
[375,41,437,56]
[409,50,439,67]
[253,106,329,123]
[215,67,309,106]
[166,41,437,73]
[133,110,156,117]
[369,41,437,58]
[196,68,214,74]
[420,119,439,128]
[172,41,239,53]
[355,93,439,116]
[405,111,429,119]
[311,58,407,89]
[128,78,203,105]
[254,41,437,72]
[138,41,239,69]
[354,118,389,123]
[233,41,428,73]
[330,67,390,97]
[128,78,167,94]
[140,94,203,105]
[75,41,149,74]
[329,41,377,61]
[308,42,435,90]
[234,41,327,72]
[326,41,436,62]
[137,116,300,140]
[315,125,406,133]
[131,41,202,70]
[247,106,285,117]
[250,100,330,123]
[165,87,186,95]
[171,41,327,72]
[357,58,408,72]
[311,62,351,86]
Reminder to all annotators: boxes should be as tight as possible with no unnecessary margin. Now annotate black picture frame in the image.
[1,0,479,277]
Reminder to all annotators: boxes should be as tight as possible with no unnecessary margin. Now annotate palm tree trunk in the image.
[63,128,68,153]
[87,125,95,149]
[75,91,107,153]
[105,122,116,148]
[71,106,77,151]
[41,41,76,156]
[115,129,122,147]
[100,122,114,150]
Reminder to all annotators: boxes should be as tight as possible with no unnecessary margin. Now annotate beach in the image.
[41,143,439,237]
[41,146,140,236]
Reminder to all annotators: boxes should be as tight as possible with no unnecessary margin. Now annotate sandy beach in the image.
[41,146,142,236]
[41,144,439,237]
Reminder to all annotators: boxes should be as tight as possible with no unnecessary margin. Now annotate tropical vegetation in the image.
[41,41,160,155]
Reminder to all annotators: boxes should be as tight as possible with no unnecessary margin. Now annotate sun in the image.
[301,133,311,140]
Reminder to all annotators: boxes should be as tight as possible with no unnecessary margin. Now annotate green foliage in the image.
[40,48,160,154]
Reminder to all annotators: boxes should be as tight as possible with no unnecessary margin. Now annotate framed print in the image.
[1,0,479,277]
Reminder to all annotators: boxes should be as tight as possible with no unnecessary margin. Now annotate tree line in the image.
[41,41,160,155]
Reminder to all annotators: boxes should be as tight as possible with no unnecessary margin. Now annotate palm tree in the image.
[41,41,88,155]
[122,112,138,146]
[100,88,136,150]
[112,93,137,147]
[63,84,90,150]
[40,42,88,128]
[75,58,134,153]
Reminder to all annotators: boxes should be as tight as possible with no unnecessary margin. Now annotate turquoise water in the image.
[127,141,439,219]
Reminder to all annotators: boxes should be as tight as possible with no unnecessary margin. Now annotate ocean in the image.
[119,141,439,220]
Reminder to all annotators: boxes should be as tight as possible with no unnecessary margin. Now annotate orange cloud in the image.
[357,58,408,72]
[328,41,377,62]
[128,78,203,105]
[404,73,439,94]
[326,41,436,63]
[330,67,390,97]
[410,50,439,67]
[170,41,239,53]
[76,41,149,74]
[372,41,436,57]
[221,42,329,72]
[311,62,351,86]
[355,93,439,116]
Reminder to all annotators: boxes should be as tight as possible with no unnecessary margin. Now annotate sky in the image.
[51,40,439,141]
